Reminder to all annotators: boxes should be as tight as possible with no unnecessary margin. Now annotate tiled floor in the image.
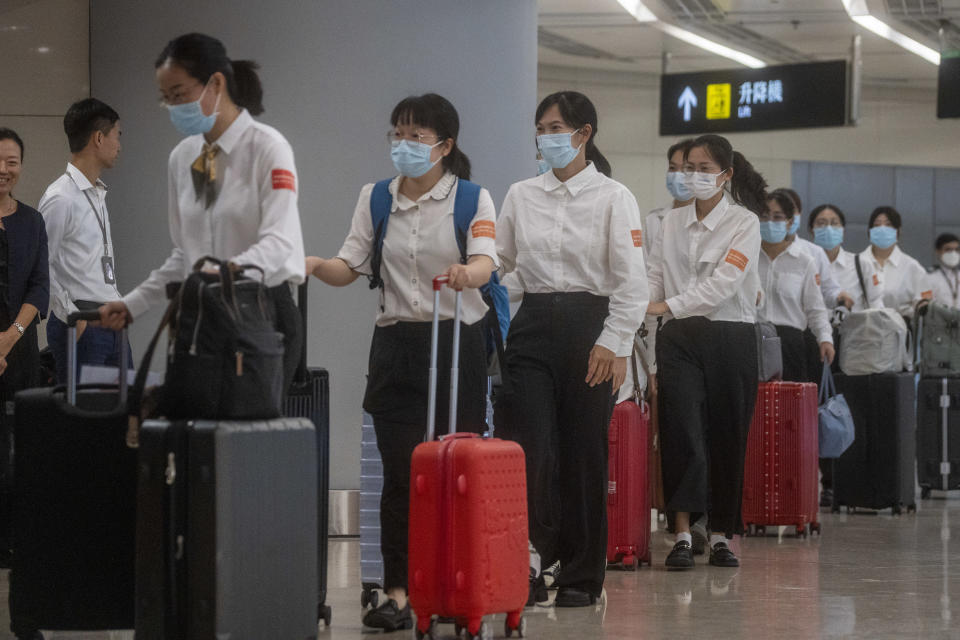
[2,498,959,639]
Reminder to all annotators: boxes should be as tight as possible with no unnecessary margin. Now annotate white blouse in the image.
[758,240,833,344]
[858,245,932,318]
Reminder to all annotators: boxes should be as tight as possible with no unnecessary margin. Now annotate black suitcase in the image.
[917,377,960,497]
[832,371,917,514]
[135,417,319,639]
[9,311,136,638]
[283,282,331,627]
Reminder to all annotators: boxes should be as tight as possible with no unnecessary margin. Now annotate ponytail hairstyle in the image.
[535,91,611,177]
[156,33,265,115]
[767,188,797,221]
[390,93,470,180]
[686,134,767,215]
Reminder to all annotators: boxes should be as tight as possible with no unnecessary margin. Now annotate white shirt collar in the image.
[65,162,107,192]
[541,162,599,197]
[682,195,730,231]
[212,109,253,154]
[389,171,457,211]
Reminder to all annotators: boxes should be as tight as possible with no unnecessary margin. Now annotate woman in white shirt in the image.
[305,94,496,631]
[931,233,960,309]
[859,206,933,320]
[100,33,305,389]
[646,134,764,570]
[758,190,835,382]
[495,91,647,607]
[808,204,884,313]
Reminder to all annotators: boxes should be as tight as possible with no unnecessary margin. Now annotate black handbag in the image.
[130,257,285,424]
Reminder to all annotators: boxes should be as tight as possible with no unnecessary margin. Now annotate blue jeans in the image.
[46,314,134,384]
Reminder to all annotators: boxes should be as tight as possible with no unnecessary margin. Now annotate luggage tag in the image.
[102,255,116,285]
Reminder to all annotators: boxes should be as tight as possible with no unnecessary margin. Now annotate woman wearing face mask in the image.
[809,204,883,312]
[931,233,960,310]
[859,206,932,320]
[646,134,764,570]
[99,33,305,391]
[305,93,495,631]
[757,190,834,383]
[495,91,647,607]
[645,139,694,255]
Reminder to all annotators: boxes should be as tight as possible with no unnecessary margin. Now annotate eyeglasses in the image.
[158,82,204,107]
[758,213,789,223]
[387,130,443,145]
[812,220,843,229]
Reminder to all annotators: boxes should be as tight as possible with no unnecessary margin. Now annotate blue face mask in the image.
[760,220,788,244]
[870,225,898,249]
[537,158,551,176]
[391,139,441,178]
[788,215,801,236]
[166,84,219,136]
[813,226,844,250]
[665,171,693,201]
[536,130,582,170]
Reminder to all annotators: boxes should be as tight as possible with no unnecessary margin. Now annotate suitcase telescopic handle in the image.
[65,309,128,406]
[426,276,462,442]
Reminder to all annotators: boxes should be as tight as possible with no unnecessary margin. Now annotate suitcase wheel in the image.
[415,617,437,639]
[755,525,766,537]
[505,614,526,638]
[795,525,807,538]
[318,603,332,628]
[810,522,821,535]
[907,503,917,514]
[892,504,903,516]
[623,554,637,571]
[921,486,932,500]
[361,586,379,609]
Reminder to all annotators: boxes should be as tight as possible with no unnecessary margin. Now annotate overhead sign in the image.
[660,60,848,135]
[937,50,960,119]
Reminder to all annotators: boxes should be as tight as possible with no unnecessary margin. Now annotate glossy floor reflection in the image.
[1,498,959,639]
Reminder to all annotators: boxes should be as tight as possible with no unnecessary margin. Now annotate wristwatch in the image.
[12,322,24,335]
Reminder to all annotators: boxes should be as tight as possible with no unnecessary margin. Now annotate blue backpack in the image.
[368,177,510,363]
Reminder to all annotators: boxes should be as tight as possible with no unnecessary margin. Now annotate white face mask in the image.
[942,250,960,269]
[686,170,727,200]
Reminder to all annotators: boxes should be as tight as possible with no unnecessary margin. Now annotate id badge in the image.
[101,255,116,285]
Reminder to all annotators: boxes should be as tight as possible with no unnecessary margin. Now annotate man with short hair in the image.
[931,232,960,309]
[39,98,130,383]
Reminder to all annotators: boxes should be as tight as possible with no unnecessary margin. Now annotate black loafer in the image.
[709,541,740,567]
[361,598,413,631]
[555,586,596,607]
[665,540,695,570]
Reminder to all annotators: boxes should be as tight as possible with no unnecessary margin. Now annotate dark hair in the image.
[779,187,802,214]
[936,232,959,250]
[767,188,797,219]
[391,94,470,180]
[667,139,694,162]
[809,204,846,230]
[0,127,24,161]
[63,98,119,154]
[685,134,767,215]
[869,205,902,230]
[156,33,264,115]
[535,91,611,177]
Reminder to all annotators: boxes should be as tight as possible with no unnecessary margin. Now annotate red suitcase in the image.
[606,397,652,569]
[408,277,528,640]
[742,381,821,537]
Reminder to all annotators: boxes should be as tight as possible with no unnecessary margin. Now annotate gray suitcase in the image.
[135,417,318,639]
[359,411,385,608]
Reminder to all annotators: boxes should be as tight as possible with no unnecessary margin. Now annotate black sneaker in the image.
[665,540,695,570]
[361,598,413,631]
[542,559,561,589]
[708,541,740,567]
[555,586,596,607]
[527,570,548,606]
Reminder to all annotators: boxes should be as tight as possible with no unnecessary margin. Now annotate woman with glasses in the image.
[495,90,647,607]
[808,203,883,312]
[305,93,496,632]
[757,189,835,383]
[859,206,932,320]
[99,33,305,391]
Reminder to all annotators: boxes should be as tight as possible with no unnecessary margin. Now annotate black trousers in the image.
[269,283,303,396]
[776,324,812,383]
[494,292,614,598]
[657,317,758,537]
[364,320,487,592]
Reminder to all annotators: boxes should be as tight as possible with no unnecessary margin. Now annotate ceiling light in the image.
[616,0,767,69]
[841,0,940,65]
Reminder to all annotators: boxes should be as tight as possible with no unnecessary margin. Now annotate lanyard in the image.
[81,189,110,257]
[942,268,959,305]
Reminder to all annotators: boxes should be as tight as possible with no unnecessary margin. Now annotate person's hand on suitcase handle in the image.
[441,255,495,291]
[98,300,133,331]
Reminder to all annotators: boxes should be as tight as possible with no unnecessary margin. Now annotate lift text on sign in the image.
[660,60,848,135]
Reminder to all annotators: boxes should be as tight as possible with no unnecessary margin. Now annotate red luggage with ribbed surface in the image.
[606,398,652,569]
[742,381,821,537]
[407,277,528,640]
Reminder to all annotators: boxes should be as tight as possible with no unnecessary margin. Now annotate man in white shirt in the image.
[40,98,129,383]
